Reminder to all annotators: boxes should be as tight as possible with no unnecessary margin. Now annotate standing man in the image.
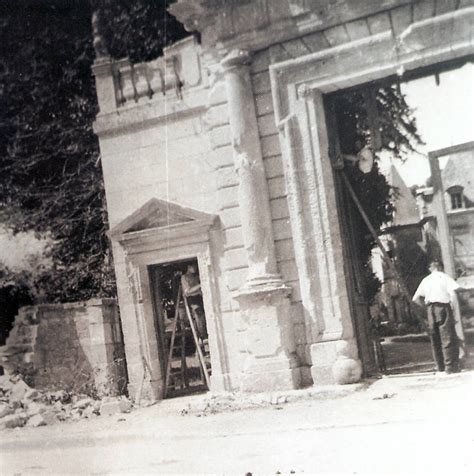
[412,260,461,373]
[181,263,208,341]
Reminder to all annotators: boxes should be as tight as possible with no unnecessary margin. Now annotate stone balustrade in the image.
[93,36,203,114]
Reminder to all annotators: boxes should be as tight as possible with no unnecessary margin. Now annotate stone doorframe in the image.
[269,8,474,384]
[109,198,225,400]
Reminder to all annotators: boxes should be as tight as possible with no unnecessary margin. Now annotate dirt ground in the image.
[1,370,472,475]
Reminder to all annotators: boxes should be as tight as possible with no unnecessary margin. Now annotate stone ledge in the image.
[93,86,209,138]
[18,299,118,314]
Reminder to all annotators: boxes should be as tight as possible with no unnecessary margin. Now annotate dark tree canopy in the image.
[97,0,188,63]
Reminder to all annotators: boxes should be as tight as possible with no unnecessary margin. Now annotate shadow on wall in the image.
[0,299,128,397]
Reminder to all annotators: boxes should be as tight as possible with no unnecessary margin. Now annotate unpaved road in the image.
[1,372,473,475]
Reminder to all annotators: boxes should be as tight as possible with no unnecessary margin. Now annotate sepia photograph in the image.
[0,1,473,474]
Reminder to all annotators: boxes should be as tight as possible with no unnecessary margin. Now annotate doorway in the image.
[148,258,211,398]
[326,59,474,375]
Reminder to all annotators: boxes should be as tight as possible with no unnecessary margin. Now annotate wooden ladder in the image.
[164,284,211,398]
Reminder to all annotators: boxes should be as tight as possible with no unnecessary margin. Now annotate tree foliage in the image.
[97,0,187,63]
[0,1,186,310]
[331,83,424,303]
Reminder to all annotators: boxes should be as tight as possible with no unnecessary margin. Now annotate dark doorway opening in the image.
[149,258,211,398]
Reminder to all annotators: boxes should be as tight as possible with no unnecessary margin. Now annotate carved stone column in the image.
[221,49,300,392]
[221,49,283,291]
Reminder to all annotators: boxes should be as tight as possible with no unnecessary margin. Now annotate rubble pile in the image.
[0,375,132,430]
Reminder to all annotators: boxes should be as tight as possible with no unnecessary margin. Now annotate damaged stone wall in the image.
[0,299,127,397]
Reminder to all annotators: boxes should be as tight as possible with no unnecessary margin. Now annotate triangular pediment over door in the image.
[109,198,218,252]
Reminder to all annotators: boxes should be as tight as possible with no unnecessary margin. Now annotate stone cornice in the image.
[93,85,208,137]
[169,0,414,54]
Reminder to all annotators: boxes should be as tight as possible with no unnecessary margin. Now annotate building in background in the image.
[416,142,474,332]
[372,165,427,329]
[416,142,474,278]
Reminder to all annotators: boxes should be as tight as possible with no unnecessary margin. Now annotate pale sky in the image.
[384,62,474,186]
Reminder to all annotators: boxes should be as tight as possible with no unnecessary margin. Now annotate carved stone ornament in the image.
[168,0,214,32]
[92,10,109,59]
[221,49,252,70]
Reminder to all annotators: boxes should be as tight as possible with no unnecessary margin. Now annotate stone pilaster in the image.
[91,9,118,115]
[92,58,118,115]
[274,88,363,386]
[221,49,300,392]
[124,257,163,402]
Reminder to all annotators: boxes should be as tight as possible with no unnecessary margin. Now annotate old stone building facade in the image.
[416,142,474,277]
[92,0,474,400]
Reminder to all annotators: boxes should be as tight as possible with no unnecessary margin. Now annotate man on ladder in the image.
[180,263,208,342]
[164,264,211,397]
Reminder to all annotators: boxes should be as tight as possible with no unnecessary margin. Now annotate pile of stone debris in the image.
[0,374,132,430]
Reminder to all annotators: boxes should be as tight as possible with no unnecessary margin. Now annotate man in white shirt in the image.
[412,260,461,373]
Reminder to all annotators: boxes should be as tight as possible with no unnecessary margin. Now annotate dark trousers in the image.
[427,303,459,372]
[187,295,208,340]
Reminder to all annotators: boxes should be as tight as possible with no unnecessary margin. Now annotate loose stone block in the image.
[99,397,132,416]
[26,414,47,428]
[25,402,42,417]
[0,403,14,419]
[1,413,28,429]
[9,379,31,403]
